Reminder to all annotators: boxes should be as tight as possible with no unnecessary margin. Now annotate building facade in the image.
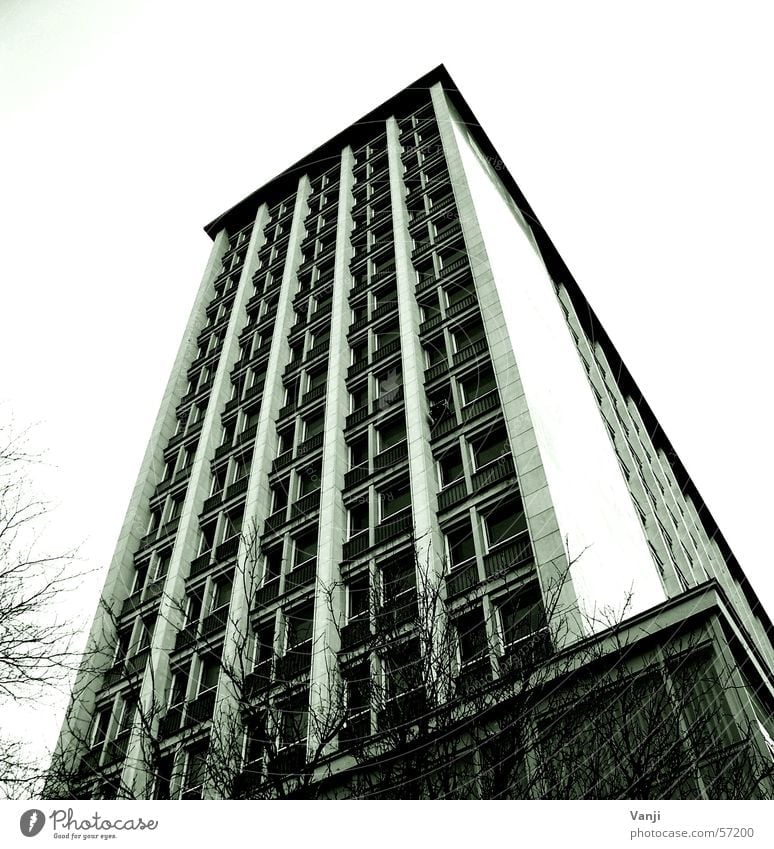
[49,67,774,800]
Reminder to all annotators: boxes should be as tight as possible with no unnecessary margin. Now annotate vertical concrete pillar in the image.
[308,148,356,754]
[430,84,580,644]
[50,228,230,788]
[205,178,311,795]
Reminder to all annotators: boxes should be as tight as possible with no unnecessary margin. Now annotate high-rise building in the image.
[50,66,774,800]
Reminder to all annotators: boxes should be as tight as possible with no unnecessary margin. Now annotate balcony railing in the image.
[471,454,516,492]
[275,648,311,682]
[338,710,371,745]
[375,508,412,545]
[344,461,369,490]
[499,628,552,676]
[290,490,321,520]
[483,533,533,579]
[461,389,500,423]
[437,479,467,512]
[452,336,488,368]
[269,743,307,777]
[345,405,370,430]
[377,688,427,730]
[189,551,212,578]
[103,731,130,765]
[297,432,323,456]
[376,593,417,631]
[373,440,408,471]
[185,689,216,725]
[226,475,250,501]
[300,383,327,407]
[285,557,316,593]
[244,659,272,698]
[255,577,280,608]
[264,508,287,534]
[446,292,478,319]
[202,491,223,514]
[215,534,240,562]
[340,618,371,651]
[445,557,479,597]
[200,605,229,638]
[174,622,198,652]
[158,704,183,738]
[271,449,294,474]
[124,647,150,678]
[342,529,369,561]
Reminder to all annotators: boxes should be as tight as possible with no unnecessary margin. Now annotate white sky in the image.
[1,0,772,770]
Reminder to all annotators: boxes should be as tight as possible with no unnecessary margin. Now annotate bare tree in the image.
[0,420,84,799]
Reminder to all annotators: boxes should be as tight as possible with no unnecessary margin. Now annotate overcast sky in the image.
[2,0,772,766]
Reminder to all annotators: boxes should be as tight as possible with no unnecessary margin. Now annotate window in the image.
[278,696,308,749]
[132,616,154,654]
[277,424,295,455]
[346,575,370,622]
[383,640,421,701]
[376,416,406,452]
[348,437,368,469]
[303,413,325,440]
[437,445,464,488]
[271,478,290,513]
[351,341,368,365]
[284,603,314,652]
[350,383,368,413]
[381,560,415,606]
[376,367,402,404]
[424,340,446,369]
[262,546,282,582]
[445,521,476,568]
[211,576,232,612]
[497,585,546,650]
[459,366,497,406]
[185,590,204,626]
[153,754,174,800]
[198,656,220,696]
[293,527,318,567]
[153,550,171,582]
[199,521,217,555]
[89,706,112,747]
[348,500,369,537]
[470,425,509,470]
[252,624,275,669]
[482,497,528,549]
[220,508,243,542]
[297,461,321,496]
[169,666,189,708]
[379,479,411,520]
[344,662,371,732]
[455,607,488,667]
[182,744,208,799]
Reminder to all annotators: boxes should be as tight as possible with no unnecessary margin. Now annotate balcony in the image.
[373,440,408,471]
[244,660,272,698]
[344,461,369,490]
[345,405,370,430]
[418,313,443,335]
[202,490,223,514]
[461,390,500,423]
[275,648,311,682]
[374,508,412,545]
[483,533,533,580]
[342,529,369,561]
[124,648,150,678]
[452,337,488,368]
[263,508,287,534]
[174,622,198,652]
[500,628,552,677]
[409,194,456,228]
[455,656,492,696]
[300,383,327,408]
[214,441,234,461]
[290,490,321,521]
[271,448,294,474]
[445,558,479,598]
[159,705,183,740]
[215,534,240,562]
[103,731,130,765]
[255,577,280,608]
[373,337,402,363]
[243,382,263,404]
[269,743,307,777]
[340,618,371,651]
[226,475,250,501]
[446,292,478,319]
[189,550,212,578]
[424,360,449,384]
[471,454,516,492]
[411,222,463,262]
[376,593,417,631]
[339,710,371,746]
[236,423,258,447]
[200,604,230,638]
[186,689,217,725]
[304,341,329,364]
[297,432,323,456]
[285,557,316,593]
[437,479,467,512]
[378,688,428,730]
[347,357,370,381]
